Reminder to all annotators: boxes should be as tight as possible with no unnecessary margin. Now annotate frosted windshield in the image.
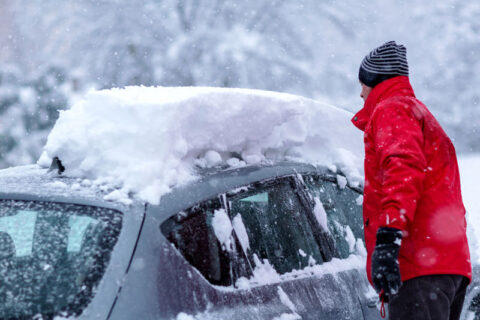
[0,200,122,319]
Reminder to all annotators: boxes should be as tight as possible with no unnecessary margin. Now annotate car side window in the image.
[303,175,364,259]
[160,198,235,286]
[228,178,325,275]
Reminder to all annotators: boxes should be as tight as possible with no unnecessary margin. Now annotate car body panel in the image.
[0,162,381,319]
[111,211,368,320]
[111,163,374,319]
[76,202,145,320]
[0,167,146,320]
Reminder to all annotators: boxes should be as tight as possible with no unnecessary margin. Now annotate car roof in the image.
[0,161,342,216]
[0,165,127,210]
[147,161,338,220]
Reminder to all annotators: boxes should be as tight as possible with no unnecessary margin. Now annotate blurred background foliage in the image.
[0,0,479,168]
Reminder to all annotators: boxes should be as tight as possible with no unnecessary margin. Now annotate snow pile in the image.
[38,86,363,204]
[235,253,365,290]
[236,254,282,289]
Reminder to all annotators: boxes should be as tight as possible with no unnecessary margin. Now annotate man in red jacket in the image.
[352,41,471,320]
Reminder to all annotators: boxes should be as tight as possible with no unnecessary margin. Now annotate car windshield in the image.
[0,200,122,319]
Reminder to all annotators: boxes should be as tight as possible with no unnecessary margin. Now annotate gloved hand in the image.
[371,227,403,299]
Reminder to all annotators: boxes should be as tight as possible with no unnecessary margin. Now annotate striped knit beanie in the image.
[359,41,409,88]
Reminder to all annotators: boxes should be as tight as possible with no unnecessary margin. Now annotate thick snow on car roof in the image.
[38,86,363,205]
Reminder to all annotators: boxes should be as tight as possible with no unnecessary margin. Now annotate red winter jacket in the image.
[352,76,471,285]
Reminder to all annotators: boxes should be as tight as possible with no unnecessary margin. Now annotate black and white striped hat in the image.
[359,41,409,88]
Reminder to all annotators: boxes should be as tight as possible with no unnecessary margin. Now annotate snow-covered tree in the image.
[11,0,317,95]
[0,64,72,167]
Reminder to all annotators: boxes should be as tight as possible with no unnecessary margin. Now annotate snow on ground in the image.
[459,154,480,264]
[38,86,363,205]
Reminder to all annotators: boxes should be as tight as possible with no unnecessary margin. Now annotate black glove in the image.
[371,227,403,299]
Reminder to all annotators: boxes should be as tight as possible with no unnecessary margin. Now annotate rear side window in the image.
[303,175,364,259]
[161,177,331,287]
[160,198,238,286]
[228,180,325,274]
[0,200,122,319]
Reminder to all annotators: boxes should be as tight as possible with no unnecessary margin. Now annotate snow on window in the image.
[296,173,305,184]
[355,239,367,257]
[0,200,122,318]
[232,214,250,252]
[236,254,365,290]
[344,225,356,253]
[38,87,363,205]
[229,186,250,195]
[211,208,233,250]
[356,195,363,205]
[236,254,281,289]
[313,197,328,231]
[298,249,307,257]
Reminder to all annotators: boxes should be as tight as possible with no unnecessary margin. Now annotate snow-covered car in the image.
[0,87,382,319]
[0,160,383,320]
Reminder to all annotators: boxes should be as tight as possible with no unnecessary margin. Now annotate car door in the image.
[156,174,366,320]
[158,191,299,320]
[301,174,383,320]
[221,175,366,320]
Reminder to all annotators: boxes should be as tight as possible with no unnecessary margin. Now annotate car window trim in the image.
[160,172,359,288]
[224,174,335,267]
[292,174,338,262]
[299,173,365,260]
[107,203,147,320]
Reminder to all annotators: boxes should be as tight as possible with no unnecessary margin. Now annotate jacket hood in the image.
[351,76,415,131]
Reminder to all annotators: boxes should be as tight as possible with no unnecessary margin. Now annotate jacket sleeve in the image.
[372,101,427,231]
